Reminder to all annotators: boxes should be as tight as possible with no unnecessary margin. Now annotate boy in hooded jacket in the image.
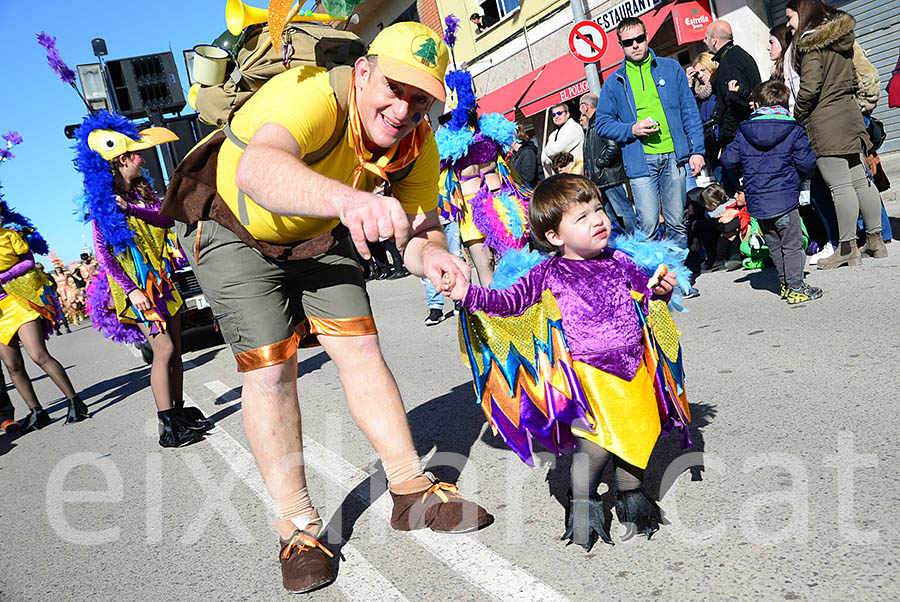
[721,80,820,304]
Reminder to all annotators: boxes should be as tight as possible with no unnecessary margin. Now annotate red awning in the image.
[476,65,545,117]
[476,0,708,119]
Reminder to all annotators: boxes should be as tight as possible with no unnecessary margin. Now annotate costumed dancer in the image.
[450,174,693,550]
[435,39,530,288]
[0,190,89,430]
[74,111,212,448]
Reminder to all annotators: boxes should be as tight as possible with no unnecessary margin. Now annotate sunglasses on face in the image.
[620,33,647,47]
[552,110,566,117]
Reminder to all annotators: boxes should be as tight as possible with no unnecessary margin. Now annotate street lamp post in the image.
[92,37,119,114]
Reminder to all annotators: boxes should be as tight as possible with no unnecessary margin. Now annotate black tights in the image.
[570,438,643,500]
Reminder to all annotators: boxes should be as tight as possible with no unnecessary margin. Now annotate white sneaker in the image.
[809,242,835,265]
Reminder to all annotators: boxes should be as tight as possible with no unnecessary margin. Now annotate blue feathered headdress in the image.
[0,186,49,255]
[73,111,139,254]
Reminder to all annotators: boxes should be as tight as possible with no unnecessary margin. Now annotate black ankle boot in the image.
[614,489,663,540]
[174,404,214,433]
[23,408,51,432]
[65,395,90,424]
[157,409,204,448]
[561,490,613,551]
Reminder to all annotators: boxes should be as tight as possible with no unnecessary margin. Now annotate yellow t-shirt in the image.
[216,67,440,244]
[0,228,30,271]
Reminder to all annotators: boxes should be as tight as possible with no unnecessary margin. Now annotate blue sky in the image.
[0,1,310,266]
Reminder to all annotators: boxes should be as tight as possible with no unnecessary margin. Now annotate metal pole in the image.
[569,0,602,95]
[522,25,535,71]
[97,55,119,114]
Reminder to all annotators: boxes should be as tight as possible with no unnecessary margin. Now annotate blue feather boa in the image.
[477,113,516,151]
[445,69,475,130]
[73,111,139,254]
[435,126,475,162]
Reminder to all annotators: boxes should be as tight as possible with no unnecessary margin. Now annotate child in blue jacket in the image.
[721,80,820,304]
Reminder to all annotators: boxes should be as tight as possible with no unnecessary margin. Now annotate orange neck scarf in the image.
[346,76,430,189]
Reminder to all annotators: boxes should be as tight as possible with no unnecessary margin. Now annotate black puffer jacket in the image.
[510,139,540,188]
[584,114,627,189]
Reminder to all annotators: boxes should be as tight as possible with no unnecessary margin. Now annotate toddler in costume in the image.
[449,174,691,550]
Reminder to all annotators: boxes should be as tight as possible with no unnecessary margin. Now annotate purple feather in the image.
[444,14,460,47]
[2,131,22,146]
[0,149,13,160]
[36,31,56,49]
[36,31,77,85]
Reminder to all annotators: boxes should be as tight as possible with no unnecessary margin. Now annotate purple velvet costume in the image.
[463,250,667,381]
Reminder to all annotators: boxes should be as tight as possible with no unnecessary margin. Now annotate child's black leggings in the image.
[570,438,643,500]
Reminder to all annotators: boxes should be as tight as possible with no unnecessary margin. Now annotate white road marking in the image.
[203,380,241,405]
[303,438,573,602]
[184,392,410,602]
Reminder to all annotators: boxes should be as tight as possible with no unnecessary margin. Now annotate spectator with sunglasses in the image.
[595,16,705,251]
[541,103,584,178]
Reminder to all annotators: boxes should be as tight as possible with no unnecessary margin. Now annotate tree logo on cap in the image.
[412,36,438,68]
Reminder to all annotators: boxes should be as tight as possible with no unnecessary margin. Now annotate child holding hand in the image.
[447,174,686,550]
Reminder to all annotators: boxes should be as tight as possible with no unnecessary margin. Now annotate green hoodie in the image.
[626,55,674,154]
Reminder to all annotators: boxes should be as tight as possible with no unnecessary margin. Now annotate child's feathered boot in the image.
[615,488,663,540]
[561,491,613,551]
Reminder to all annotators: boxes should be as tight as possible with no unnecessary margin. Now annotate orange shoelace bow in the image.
[281,532,334,560]
[421,481,460,504]
[346,75,429,189]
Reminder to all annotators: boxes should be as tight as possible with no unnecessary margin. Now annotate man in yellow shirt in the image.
[165,22,491,593]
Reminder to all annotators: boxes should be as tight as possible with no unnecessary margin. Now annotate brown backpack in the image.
[195,21,366,127]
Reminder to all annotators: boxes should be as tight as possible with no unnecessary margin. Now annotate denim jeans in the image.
[424,220,462,309]
[630,152,688,249]
[601,184,638,235]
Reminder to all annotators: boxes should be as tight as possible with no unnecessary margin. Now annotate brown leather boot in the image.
[389,472,494,533]
[859,232,888,259]
[818,240,861,270]
[278,529,334,593]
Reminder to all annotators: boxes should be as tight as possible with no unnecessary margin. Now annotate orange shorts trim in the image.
[308,315,377,337]
[233,317,377,372]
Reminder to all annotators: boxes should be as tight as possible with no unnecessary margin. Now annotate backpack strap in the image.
[302,65,353,166]
[224,66,353,225]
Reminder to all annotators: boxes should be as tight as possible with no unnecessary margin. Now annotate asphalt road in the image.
[2,209,899,601]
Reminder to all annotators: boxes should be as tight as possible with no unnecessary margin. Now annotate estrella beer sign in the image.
[673,1,713,44]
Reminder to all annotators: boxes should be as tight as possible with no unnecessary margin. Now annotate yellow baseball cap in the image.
[368,22,449,102]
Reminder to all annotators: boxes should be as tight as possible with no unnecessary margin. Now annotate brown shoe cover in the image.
[389,477,494,533]
[278,530,335,593]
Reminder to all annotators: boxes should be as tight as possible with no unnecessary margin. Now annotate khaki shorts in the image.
[176,220,376,372]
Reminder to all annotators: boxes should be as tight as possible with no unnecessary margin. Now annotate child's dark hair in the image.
[752,80,790,109]
[529,174,601,251]
[700,183,728,211]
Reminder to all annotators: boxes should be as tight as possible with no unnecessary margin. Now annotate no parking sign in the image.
[568,20,608,63]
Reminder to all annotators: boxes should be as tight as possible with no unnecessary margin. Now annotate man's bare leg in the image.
[317,333,416,464]
[240,356,317,537]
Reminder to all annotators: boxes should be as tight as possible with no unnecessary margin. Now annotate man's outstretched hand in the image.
[339,193,411,260]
